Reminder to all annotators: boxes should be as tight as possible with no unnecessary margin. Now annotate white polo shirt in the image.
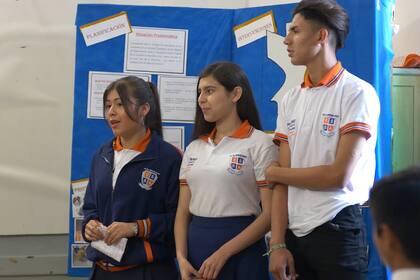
[180,121,278,217]
[274,63,380,237]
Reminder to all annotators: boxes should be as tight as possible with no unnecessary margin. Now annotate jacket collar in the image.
[113,129,151,152]
[101,131,161,163]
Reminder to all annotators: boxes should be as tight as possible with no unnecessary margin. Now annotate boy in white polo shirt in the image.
[266,1,380,280]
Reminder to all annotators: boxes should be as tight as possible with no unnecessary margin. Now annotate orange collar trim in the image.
[302,62,343,88]
[113,129,151,152]
[200,120,254,142]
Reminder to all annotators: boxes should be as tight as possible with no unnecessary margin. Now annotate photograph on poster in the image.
[71,179,88,194]
[74,218,86,243]
[72,193,85,218]
[71,244,92,268]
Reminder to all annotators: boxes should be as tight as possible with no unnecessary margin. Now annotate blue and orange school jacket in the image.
[82,132,181,266]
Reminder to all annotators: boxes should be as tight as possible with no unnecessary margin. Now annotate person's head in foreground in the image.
[370,166,420,272]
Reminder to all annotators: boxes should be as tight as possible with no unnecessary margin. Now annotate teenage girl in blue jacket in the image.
[82,76,181,280]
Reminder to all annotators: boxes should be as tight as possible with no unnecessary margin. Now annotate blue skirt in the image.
[188,215,269,280]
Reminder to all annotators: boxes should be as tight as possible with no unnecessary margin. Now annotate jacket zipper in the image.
[102,155,115,221]
[101,153,156,222]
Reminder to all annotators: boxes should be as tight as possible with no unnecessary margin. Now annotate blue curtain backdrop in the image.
[374,0,394,180]
[373,1,395,279]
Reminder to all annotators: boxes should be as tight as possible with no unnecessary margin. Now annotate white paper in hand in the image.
[91,225,127,262]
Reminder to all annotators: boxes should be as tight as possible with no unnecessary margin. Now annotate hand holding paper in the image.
[85,220,104,241]
[91,225,127,262]
[104,221,136,245]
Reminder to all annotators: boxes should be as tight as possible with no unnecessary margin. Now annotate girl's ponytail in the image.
[145,81,163,137]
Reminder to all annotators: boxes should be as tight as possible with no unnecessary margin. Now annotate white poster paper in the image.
[158,75,198,123]
[234,11,277,48]
[80,12,132,47]
[87,71,150,119]
[163,126,185,151]
[125,27,188,74]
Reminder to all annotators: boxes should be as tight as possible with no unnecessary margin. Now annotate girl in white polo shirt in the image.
[174,62,278,280]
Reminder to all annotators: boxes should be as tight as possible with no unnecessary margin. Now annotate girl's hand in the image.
[198,248,230,280]
[265,161,280,182]
[104,222,136,245]
[85,219,104,241]
[178,257,201,280]
[269,248,296,280]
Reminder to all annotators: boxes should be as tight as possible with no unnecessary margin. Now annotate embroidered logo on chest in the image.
[227,154,248,175]
[320,113,339,137]
[139,168,160,190]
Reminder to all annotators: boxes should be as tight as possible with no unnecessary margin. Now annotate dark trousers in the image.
[89,259,178,280]
[188,215,270,280]
[286,205,368,280]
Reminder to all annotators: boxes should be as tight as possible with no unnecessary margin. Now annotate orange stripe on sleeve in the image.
[143,241,154,263]
[257,181,272,189]
[136,220,144,238]
[340,122,370,132]
[136,218,151,238]
[180,179,189,187]
[273,132,288,146]
[146,218,151,238]
[339,122,371,139]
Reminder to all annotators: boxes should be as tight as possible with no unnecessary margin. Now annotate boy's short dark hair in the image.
[370,166,420,263]
[293,0,349,50]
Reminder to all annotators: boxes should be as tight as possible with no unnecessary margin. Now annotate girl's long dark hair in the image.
[192,61,262,140]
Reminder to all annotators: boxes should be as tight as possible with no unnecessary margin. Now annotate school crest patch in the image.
[320,113,339,137]
[227,154,247,175]
[139,168,160,190]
